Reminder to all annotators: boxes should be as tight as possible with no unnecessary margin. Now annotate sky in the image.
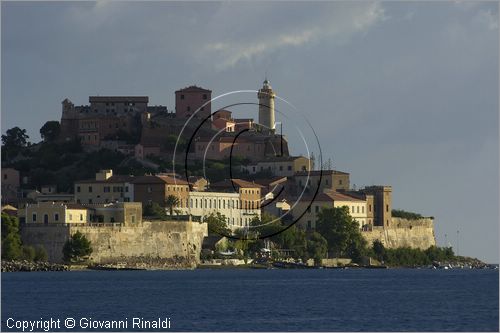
[1,1,499,263]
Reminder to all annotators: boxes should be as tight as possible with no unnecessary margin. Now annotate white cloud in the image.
[201,2,387,70]
[476,9,499,30]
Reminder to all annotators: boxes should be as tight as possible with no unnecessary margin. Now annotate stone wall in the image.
[361,217,436,250]
[21,221,208,269]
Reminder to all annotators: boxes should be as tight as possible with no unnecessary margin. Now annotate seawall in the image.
[21,221,208,269]
[361,217,436,250]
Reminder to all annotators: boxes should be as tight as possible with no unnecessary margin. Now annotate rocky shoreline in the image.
[1,260,69,272]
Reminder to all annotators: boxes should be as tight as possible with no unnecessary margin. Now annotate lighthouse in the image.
[257,79,276,133]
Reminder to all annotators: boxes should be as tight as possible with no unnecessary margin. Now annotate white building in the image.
[188,191,261,230]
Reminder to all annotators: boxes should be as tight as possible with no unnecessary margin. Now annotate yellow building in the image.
[21,202,90,224]
[294,169,350,193]
[242,156,312,177]
[74,169,135,204]
[293,191,367,230]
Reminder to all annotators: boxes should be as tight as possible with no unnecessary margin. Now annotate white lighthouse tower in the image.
[258,79,276,133]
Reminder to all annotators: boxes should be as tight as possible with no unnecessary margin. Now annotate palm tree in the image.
[165,195,180,216]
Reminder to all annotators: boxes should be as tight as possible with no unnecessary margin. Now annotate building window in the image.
[77,186,81,193]
[362,206,365,213]
[89,199,92,204]
[315,206,319,213]
[339,180,343,185]
[369,204,372,212]
[203,94,207,100]
[3,174,7,180]
[307,221,312,230]
[88,186,93,193]
[287,166,292,171]
[32,214,37,222]
[307,206,311,213]
[180,94,185,100]
[326,179,329,185]
[80,214,83,221]
[187,106,191,112]
[386,204,389,212]
[147,186,152,193]
[279,166,283,171]
[55,213,59,221]
[357,206,360,214]
[125,186,129,192]
[352,206,355,213]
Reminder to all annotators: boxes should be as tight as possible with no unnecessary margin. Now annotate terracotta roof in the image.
[295,169,349,177]
[298,191,364,203]
[131,175,189,185]
[175,85,211,93]
[210,179,264,190]
[253,177,287,187]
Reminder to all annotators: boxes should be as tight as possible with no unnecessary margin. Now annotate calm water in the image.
[1,269,498,332]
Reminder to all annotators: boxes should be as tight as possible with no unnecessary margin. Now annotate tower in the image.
[257,79,276,132]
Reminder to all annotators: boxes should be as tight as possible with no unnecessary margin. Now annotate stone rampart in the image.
[361,217,436,250]
[21,221,208,269]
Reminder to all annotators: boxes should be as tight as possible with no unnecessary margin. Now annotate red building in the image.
[175,86,211,120]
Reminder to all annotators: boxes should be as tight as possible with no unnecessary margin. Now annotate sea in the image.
[1,269,498,332]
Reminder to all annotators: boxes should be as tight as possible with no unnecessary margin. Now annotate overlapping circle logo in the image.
[171,88,322,241]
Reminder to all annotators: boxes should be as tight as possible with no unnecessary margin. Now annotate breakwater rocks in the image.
[88,256,198,270]
[1,260,69,272]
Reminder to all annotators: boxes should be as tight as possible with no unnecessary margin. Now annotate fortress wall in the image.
[21,221,208,268]
[361,218,436,250]
[21,224,71,263]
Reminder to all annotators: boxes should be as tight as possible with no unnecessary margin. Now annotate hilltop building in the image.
[58,81,290,165]
[175,86,211,119]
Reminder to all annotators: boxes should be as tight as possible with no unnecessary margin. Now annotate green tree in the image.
[165,195,180,216]
[34,245,48,262]
[2,127,29,148]
[63,231,93,263]
[143,202,167,219]
[392,209,423,219]
[2,126,30,160]
[1,213,23,260]
[316,206,367,263]
[22,246,36,261]
[307,232,328,265]
[372,240,386,262]
[205,212,231,236]
[40,121,61,142]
